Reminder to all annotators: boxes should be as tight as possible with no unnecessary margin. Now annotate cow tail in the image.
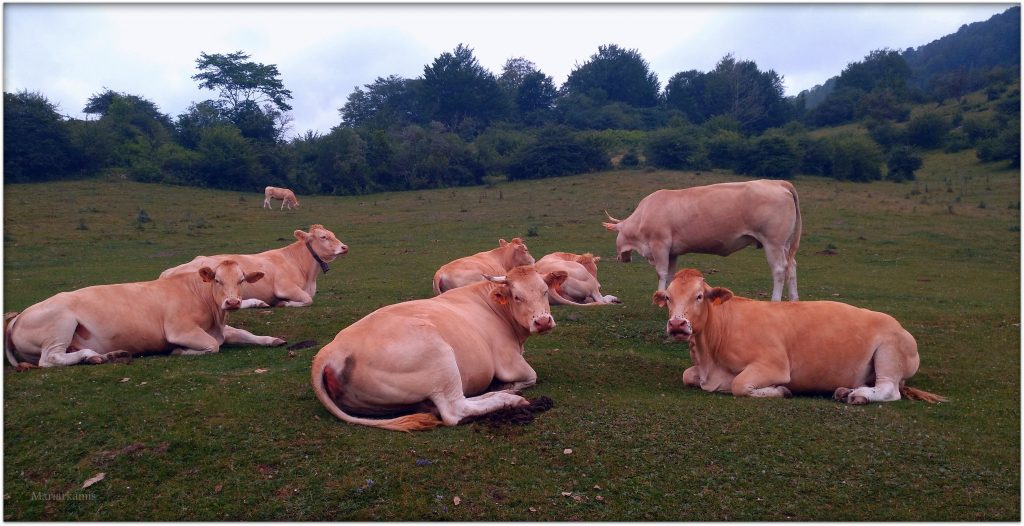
[900,384,948,403]
[4,312,21,367]
[311,354,442,432]
[781,181,802,263]
[432,275,445,295]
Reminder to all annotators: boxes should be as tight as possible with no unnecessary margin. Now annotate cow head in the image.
[498,237,536,267]
[652,269,733,341]
[199,260,265,311]
[486,266,566,335]
[295,224,348,262]
[602,217,634,262]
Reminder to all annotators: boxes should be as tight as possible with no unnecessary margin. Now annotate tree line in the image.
[5,20,1020,193]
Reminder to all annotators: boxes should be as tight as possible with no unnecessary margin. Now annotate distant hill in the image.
[800,6,1020,107]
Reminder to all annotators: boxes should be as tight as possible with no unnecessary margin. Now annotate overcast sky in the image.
[3,3,1013,137]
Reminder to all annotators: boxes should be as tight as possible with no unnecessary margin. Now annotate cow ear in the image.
[491,286,509,306]
[652,290,670,308]
[294,229,309,241]
[543,270,568,287]
[602,222,619,232]
[199,267,216,282]
[707,287,734,305]
[511,237,523,245]
[498,238,508,247]
[245,271,265,284]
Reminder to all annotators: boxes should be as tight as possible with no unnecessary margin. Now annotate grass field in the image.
[3,151,1019,520]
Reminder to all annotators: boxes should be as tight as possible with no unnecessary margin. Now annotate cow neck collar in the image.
[305,241,330,274]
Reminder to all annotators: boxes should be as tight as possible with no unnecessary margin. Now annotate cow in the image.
[311,265,568,432]
[432,238,535,295]
[603,179,801,301]
[264,186,300,210]
[160,224,347,308]
[652,268,946,404]
[5,261,286,368]
[535,252,620,305]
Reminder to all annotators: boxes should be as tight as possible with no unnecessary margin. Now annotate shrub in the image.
[508,126,609,180]
[905,112,949,149]
[828,134,884,181]
[886,146,923,182]
[748,134,798,179]
[644,126,707,170]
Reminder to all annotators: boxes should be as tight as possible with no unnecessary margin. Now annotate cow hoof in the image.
[106,350,133,364]
[15,362,39,372]
[271,338,286,347]
[849,395,869,405]
[833,387,852,402]
[87,355,106,365]
[779,386,793,398]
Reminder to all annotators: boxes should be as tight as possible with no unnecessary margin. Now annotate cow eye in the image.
[696,293,703,301]
[214,278,222,285]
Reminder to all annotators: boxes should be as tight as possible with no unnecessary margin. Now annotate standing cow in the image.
[264,186,300,210]
[432,238,535,294]
[312,266,567,432]
[653,268,946,404]
[160,224,347,308]
[604,179,801,301]
[5,261,285,368]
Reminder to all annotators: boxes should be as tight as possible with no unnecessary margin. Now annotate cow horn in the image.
[483,274,507,284]
[604,210,622,223]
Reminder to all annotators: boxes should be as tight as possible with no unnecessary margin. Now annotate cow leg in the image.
[432,389,530,427]
[274,287,313,307]
[652,248,677,291]
[263,197,271,209]
[834,339,912,404]
[240,299,271,309]
[785,256,799,301]
[167,327,220,356]
[493,354,538,393]
[682,365,702,388]
[731,362,792,398]
[763,245,788,302]
[29,316,104,367]
[223,325,285,347]
[41,345,104,367]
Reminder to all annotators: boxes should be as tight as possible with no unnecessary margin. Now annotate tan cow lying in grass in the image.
[161,224,347,308]
[5,261,285,368]
[312,266,567,431]
[264,186,300,210]
[653,269,946,404]
[604,179,801,300]
[432,238,535,294]
[535,252,620,305]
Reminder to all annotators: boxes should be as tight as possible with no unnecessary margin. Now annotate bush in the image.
[886,146,923,182]
[508,126,609,180]
[905,112,949,149]
[196,124,265,190]
[705,129,747,171]
[828,134,884,181]
[644,126,707,170]
[748,133,798,179]
[798,137,833,176]
[977,123,1021,167]
[4,91,80,182]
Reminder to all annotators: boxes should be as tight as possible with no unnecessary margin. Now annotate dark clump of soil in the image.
[286,340,317,351]
[465,396,555,430]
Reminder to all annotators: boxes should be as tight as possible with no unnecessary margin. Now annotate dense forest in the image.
[4,7,1020,193]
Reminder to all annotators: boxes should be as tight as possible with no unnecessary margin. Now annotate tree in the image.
[564,44,660,107]
[192,51,293,112]
[905,112,949,149]
[419,44,508,134]
[644,126,707,170]
[192,51,293,142]
[886,146,923,181]
[340,75,421,128]
[4,90,80,182]
[702,55,789,133]
[664,70,709,123]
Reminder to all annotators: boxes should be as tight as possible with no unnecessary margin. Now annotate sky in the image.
[3,3,1014,137]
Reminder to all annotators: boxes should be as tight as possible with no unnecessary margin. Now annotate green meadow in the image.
[3,151,1019,520]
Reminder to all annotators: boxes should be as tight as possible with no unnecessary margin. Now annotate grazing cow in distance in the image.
[264,186,300,210]
[535,252,620,305]
[653,268,946,404]
[160,224,347,308]
[5,261,286,368]
[604,179,801,300]
[312,266,567,431]
[432,238,535,295]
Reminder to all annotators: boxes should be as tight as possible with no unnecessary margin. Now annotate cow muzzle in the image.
[532,314,556,334]
[617,251,632,263]
[223,298,242,311]
[336,245,348,256]
[666,316,692,339]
